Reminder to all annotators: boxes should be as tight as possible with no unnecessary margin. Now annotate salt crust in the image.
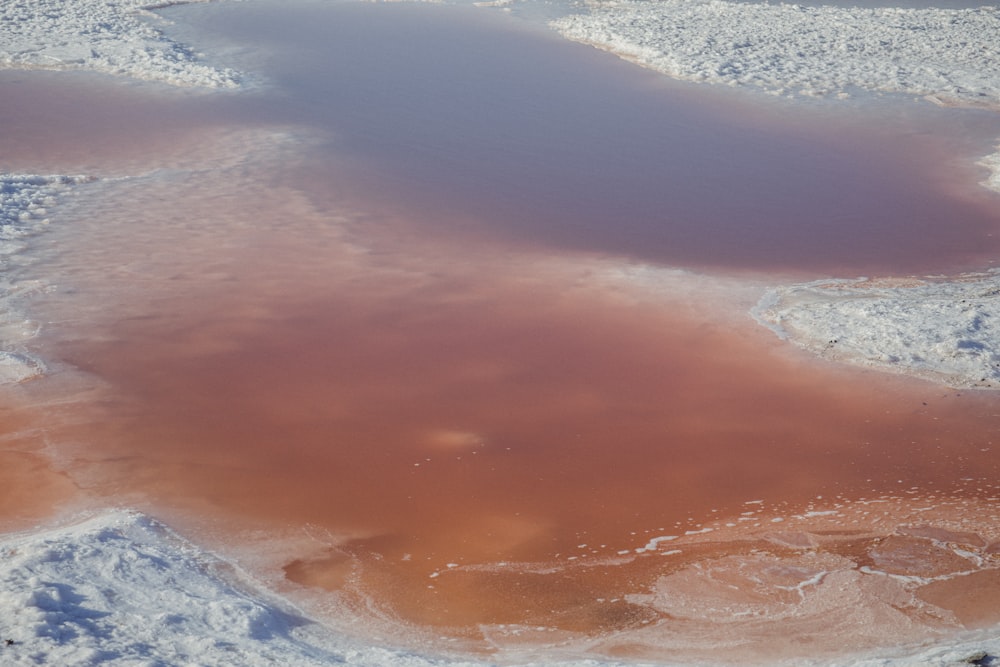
[0,510,419,666]
[550,0,1000,107]
[754,272,1000,389]
[551,0,1000,389]
[0,0,241,87]
[1,509,998,667]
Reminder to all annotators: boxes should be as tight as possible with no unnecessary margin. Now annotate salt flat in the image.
[0,0,240,87]
[2,1,1000,666]
[551,0,1000,108]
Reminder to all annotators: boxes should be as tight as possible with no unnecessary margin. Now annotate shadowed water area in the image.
[177,1,1000,276]
[3,1,1000,663]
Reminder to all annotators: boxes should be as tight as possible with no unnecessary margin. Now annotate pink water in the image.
[3,2,1000,662]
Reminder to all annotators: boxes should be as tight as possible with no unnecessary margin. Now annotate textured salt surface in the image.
[754,273,1000,388]
[550,1,1000,108]
[0,0,240,87]
[549,0,1000,196]
[2,509,998,667]
[551,0,1000,388]
[0,175,91,248]
[0,510,414,666]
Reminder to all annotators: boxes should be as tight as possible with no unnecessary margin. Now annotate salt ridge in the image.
[2,509,999,667]
[550,0,1000,388]
[0,0,241,87]
[753,273,1000,389]
[550,0,1000,107]
[0,510,487,667]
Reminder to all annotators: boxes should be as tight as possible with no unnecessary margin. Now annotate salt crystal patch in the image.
[0,510,345,665]
[640,535,678,552]
[978,144,1000,195]
[551,1,1000,109]
[0,0,241,87]
[754,272,1000,389]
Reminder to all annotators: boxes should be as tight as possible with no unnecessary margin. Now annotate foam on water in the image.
[0,175,95,384]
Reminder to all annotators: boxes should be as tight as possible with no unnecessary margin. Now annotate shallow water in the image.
[168,1,1000,276]
[3,0,1000,663]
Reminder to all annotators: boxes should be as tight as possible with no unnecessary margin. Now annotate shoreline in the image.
[1,1,1000,665]
[549,0,1000,111]
[752,271,1000,390]
[4,502,1000,667]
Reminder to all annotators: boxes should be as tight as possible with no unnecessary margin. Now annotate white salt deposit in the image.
[753,273,1000,388]
[980,143,1000,194]
[0,510,346,666]
[1,509,998,667]
[550,0,1000,107]
[0,0,241,87]
[0,510,556,666]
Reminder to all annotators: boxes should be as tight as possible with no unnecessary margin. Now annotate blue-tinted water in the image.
[179,1,1000,276]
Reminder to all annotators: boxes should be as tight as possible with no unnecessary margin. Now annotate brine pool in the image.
[3,1,1000,664]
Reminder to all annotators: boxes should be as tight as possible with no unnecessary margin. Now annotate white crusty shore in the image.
[0,510,527,667]
[552,0,1000,389]
[0,511,346,666]
[1,509,999,667]
[550,0,1000,107]
[754,273,1000,388]
[0,0,240,87]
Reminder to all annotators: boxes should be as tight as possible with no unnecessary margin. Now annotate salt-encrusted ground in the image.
[0,510,521,667]
[754,273,1000,389]
[0,0,240,87]
[1,509,998,667]
[550,0,1000,108]
[0,511,344,666]
[549,0,1000,389]
[2,1,1000,666]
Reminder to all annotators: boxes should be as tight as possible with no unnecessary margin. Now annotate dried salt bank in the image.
[2,0,1000,666]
